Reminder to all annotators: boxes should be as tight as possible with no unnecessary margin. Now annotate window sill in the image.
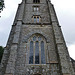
[26,64,46,66]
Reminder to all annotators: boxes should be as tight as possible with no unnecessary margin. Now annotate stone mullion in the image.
[46,44,48,64]
[32,16,34,23]
[39,41,41,64]
[33,41,35,64]
[27,41,30,64]
[44,41,47,63]
[39,16,41,22]
[36,16,37,23]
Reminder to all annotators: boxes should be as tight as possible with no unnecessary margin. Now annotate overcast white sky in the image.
[0,0,75,60]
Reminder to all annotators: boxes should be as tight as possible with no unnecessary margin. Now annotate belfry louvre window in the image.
[32,16,41,23]
[29,34,46,64]
[33,0,40,3]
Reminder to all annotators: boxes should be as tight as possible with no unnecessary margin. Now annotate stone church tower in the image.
[0,0,75,75]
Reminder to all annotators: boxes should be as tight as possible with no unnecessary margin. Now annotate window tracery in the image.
[29,34,46,64]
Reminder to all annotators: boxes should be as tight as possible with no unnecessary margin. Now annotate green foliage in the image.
[0,0,4,10]
[0,46,4,63]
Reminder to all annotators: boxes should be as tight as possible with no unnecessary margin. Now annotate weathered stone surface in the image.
[4,74,12,75]
[0,0,75,75]
[71,58,75,72]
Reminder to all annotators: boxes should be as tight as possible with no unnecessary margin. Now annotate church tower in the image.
[0,0,75,75]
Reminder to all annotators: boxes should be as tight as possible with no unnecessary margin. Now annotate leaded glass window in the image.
[41,41,46,64]
[35,41,39,64]
[38,37,41,41]
[33,36,36,41]
[32,16,41,23]
[34,16,36,23]
[37,17,39,23]
[29,34,46,64]
[33,6,39,12]
[29,41,33,64]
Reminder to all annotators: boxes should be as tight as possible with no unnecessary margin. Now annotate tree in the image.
[0,0,4,12]
[0,46,4,63]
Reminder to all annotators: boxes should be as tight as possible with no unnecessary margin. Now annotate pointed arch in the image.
[28,34,46,64]
[23,31,50,43]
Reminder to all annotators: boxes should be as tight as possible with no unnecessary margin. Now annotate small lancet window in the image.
[34,16,36,23]
[37,17,39,23]
[32,16,41,23]
[33,6,39,12]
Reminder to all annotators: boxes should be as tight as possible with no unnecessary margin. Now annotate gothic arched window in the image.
[29,34,46,64]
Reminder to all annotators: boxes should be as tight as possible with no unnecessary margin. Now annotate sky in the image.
[0,0,75,60]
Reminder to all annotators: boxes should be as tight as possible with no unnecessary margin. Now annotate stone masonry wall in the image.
[1,0,75,75]
[14,24,59,74]
[23,0,50,24]
[71,58,75,72]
